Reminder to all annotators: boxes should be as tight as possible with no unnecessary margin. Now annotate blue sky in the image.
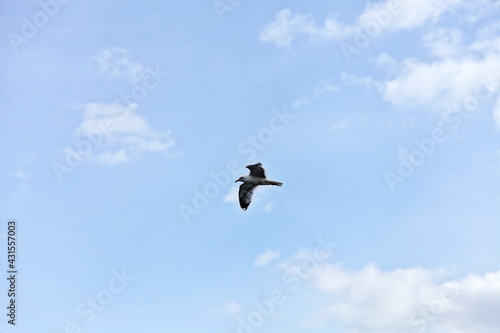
[2,0,500,332]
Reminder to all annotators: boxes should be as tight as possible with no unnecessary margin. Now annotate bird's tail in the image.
[267,180,283,186]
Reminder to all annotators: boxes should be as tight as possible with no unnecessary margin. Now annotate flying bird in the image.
[235,162,283,211]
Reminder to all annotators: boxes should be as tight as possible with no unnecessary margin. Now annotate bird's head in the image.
[235,177,243,183]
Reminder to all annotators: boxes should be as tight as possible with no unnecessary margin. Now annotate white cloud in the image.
[253,248,281,268]
[281,259,500,333]
[259,9,350,47]
[433,271,500,332]
[291,80,339,109]
[471,19,500,54]
[362,0,462,31]
[265,244,500,332]
[423,27,463,58]
[303,263,446,330]
[259,9,312,48]
[262,2,500,122]
[460,0,500,24]
[320,3,500,120]
[259,0,477,48]
[374,52,399,75]
[93,47,146,83]
[312,83,339,98]
[223,301,243,316]
[380,52,500,113]
[335,22,500,116]
[75,102,175,165]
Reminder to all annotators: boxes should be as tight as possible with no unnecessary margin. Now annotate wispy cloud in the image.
[75,102,175,165]
[253,248,281,268]
[299,263,500,332]
[223,301,243,316]
[92,47,147,83]
[291,79,339,109]
[302,263,448,330]
[380,56,500,113]
[423,27,463,58]
[272,246,500,333]
[259,9,350,48]
[335,18,500,118]
[259,0,482,48]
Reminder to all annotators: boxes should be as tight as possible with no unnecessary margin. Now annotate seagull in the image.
[235,162,283,211]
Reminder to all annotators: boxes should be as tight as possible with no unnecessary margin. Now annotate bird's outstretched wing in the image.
[246,162,266,178]
[239,183,258,211]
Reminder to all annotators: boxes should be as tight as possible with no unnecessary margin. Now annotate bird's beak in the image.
[234,179,239,183]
